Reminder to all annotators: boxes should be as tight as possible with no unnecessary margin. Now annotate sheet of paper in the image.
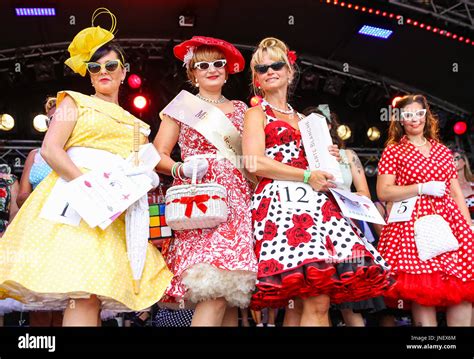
[299,113,344,185]
[39,178,82,226]
[276,180,317,212]
[329,188,386,225]
[387,196,418,223]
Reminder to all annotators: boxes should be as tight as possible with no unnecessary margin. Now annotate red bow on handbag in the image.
[178,195,210,218]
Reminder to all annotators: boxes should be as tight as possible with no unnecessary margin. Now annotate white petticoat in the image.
[181,263,256,308]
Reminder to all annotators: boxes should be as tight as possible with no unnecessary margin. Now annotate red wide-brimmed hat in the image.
[174,36,245,74]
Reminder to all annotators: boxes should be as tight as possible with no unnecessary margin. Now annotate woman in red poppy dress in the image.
[243,38,392,326]
[377,94,474,326]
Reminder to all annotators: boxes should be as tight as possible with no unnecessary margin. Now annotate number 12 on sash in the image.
[277,180,316,212]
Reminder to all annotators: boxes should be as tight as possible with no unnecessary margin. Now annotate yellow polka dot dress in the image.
[0,91,173,312]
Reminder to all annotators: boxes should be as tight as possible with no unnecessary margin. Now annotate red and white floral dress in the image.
[378,136,474,307]
[250,101,393,309]
[163,100,257,308]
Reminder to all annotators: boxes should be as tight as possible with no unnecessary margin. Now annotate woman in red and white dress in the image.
[377,94,474,326]
[154,37,257,326]
[243,37,392,326]
[451,148,474,220]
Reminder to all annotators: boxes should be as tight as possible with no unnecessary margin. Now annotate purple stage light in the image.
[15,8,56,16]
[358,25,393,39]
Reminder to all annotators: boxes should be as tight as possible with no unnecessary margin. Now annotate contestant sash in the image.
[159,90,257,183]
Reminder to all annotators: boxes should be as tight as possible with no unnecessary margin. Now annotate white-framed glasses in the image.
[193,59,227,70]
[401,109,427,121]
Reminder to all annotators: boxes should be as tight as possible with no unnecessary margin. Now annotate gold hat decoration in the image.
[64,8,117,76]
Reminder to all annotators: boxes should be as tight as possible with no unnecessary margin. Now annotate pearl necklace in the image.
[196,93,227,104]
[409,137,427,147]
[266,101,295,115]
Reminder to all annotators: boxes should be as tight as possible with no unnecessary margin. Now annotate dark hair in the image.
[302,106,344,148]
[387,94,440,146]
[89,42,125,64]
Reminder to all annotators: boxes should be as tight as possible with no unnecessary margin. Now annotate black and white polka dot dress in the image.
[250,101,393,310]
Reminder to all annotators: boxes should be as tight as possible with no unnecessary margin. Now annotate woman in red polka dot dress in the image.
[377,94,474,326]
[243,37,393,326]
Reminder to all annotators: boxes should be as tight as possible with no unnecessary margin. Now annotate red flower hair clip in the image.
[287,50,297,65]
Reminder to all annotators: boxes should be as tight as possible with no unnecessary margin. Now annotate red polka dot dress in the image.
[250,101,393,310]
[378,136,474,307]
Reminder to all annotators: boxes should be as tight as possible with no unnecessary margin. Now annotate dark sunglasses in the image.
[254,61,286,74]
[193,59,227,71]
[85,59,123,74]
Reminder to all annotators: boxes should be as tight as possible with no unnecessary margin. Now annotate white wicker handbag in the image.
[413,196,459,261]
[165,160,228,230]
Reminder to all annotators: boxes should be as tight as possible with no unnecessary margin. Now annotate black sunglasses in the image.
[254,61,286,74]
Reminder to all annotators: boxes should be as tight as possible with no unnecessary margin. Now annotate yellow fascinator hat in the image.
[65,8,118,76]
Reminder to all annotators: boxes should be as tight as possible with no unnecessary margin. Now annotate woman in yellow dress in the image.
[0,9,172,326]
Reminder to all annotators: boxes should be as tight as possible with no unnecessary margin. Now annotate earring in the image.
[121,80,124,84]
[195,80,199,88]
[224,80,227,84]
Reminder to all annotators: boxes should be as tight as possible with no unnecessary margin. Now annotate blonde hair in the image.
[250,37,295,96]
[44,97,56,114]
[186,45,227,84]
[454,151,474,182]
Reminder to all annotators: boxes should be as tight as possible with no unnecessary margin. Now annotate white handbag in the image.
[165,159,228,230]
[413,196,459,261]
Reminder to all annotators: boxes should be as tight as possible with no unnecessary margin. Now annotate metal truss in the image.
[0,39,172,71]
[0,140,42,175]
[0,39,471,116]
[389,0,474,30]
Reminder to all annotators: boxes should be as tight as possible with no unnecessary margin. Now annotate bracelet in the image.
[303,170,311,184]
[171,162,182,179]
[417,183,423,196]
[176,164,186,181]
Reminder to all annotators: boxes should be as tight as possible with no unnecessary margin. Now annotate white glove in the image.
[182,158,209,180]
[418,181,446,197]
[125,166,160,189]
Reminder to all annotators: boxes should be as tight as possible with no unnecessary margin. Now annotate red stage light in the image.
[382,11,387,16]
[407,18,412,24]
[426,25,431,30]
[127,74,142,89]
[389,13,394,18]
[453,121,467,135]
[133,95,148,110]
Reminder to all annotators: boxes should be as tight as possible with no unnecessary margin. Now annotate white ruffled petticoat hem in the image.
[181,263,256,308]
